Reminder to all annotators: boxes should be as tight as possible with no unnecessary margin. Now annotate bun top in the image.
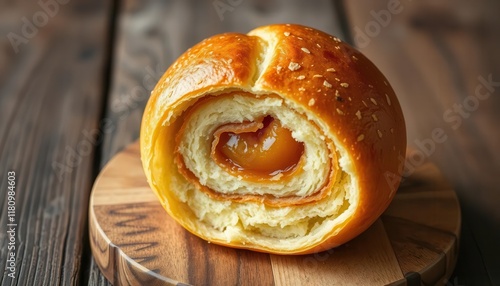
[143,23,406,184]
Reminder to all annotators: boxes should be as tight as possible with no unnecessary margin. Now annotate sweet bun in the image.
[140,24,406,254]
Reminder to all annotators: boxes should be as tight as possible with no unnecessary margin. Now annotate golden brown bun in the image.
[140,24,406,254]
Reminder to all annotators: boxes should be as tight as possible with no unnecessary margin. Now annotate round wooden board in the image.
[89,141,460,286]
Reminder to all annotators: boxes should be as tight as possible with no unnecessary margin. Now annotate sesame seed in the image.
[372,114,378,121]
[370,98,378,105]
[301,47,311,54]
[340,83,349,88]
[313,74,323,78]
[335,46,341,50]
[335,90,340,96]
[323,80,332,88]
[277,65,283,72]
[352,56,358,60]
[357,134,365,141]
[390,128,394,133]
[297,75,305,80]
[335,78,340,81]
[377,130,383,138]
[316,43,322,48]
[288,62,301,71]
[336,108,344,115]
[385,94,391,105]
[284,31,290,36]
[362,100,368,107]
[317,89,321,92]
[356,110,361,119]
[368,84,374,88]
[299,87,305,91]
[228,59,233,64]
[327,68,336,72]
[348,97,352,101]
[308,98,315,106]
[333,37,341,43]
[297,36,303,40]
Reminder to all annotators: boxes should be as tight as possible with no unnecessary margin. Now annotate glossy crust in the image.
[140,24,406,254]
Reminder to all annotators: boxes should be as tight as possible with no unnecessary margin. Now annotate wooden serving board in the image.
[89,142,460,286]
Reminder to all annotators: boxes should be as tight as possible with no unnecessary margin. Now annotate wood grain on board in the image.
[89,142,460,285]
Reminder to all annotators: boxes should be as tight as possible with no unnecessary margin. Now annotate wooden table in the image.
[1,0,498,285]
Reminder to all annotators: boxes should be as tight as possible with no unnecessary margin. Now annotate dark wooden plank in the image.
[0,0,112,284]
[90,0,347,283]
[344,0,500,284]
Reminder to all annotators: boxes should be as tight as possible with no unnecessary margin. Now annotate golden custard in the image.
[213,116,304,177]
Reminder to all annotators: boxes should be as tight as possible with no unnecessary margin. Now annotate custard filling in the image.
[212,116,304,178]
[173,93,338,207]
